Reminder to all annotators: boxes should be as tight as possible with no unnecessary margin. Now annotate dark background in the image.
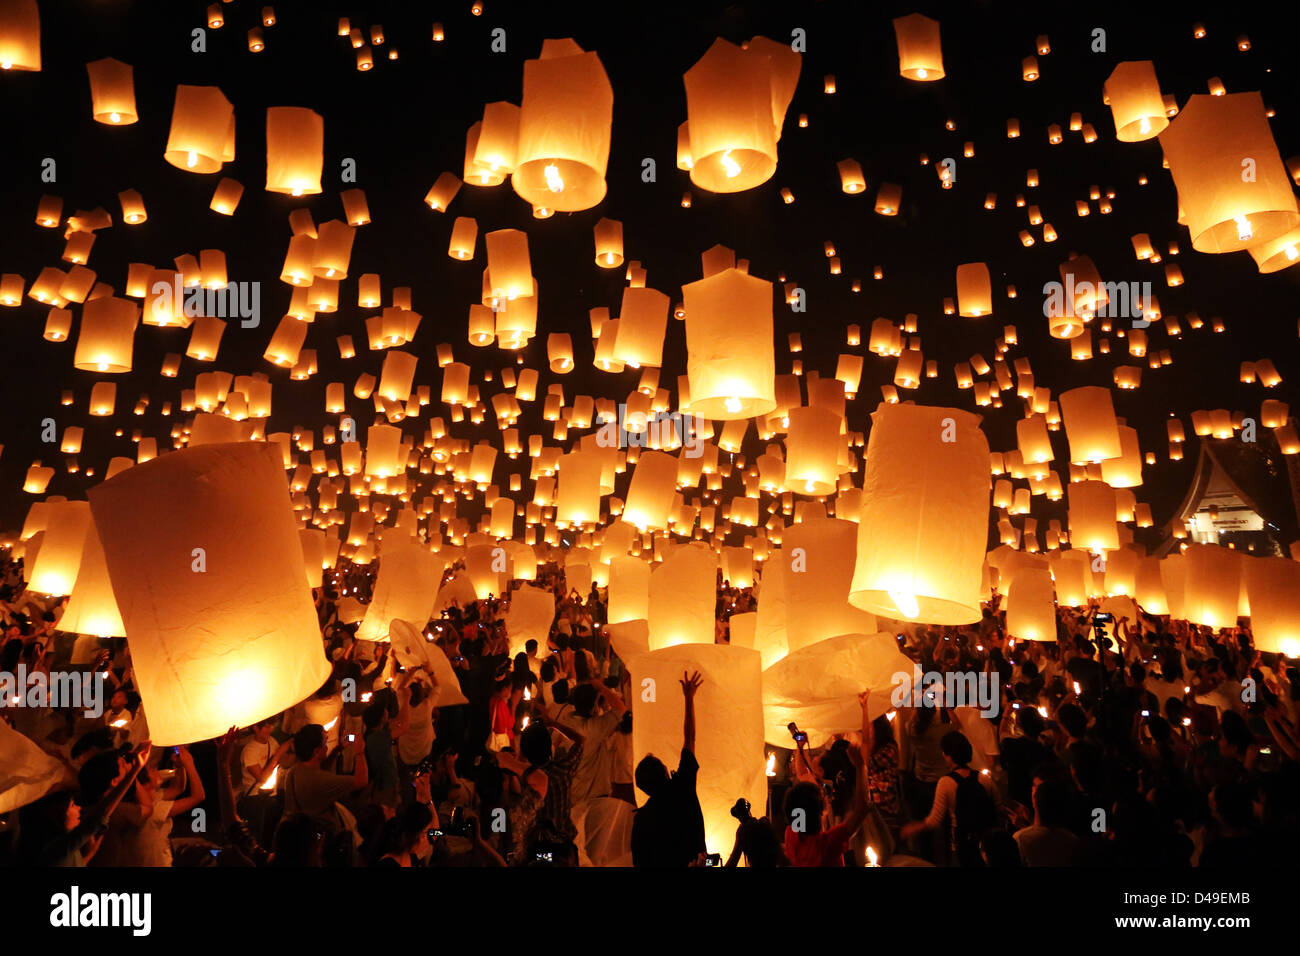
[0,0,1297,548]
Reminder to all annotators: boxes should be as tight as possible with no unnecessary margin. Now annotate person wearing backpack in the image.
[901,730,998,866]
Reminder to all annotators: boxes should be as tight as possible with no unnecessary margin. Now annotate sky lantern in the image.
[59,518,125,637]
[1182,544,1240,629]
[612,286,669,369]
[682,37,799,193]
[956,262,992,316]
[893,13,944,81]
[355,541,444,642]
[837,158,866,193]
[73,296,138,373]
[88,442,331,745]
[556,449,603,527]
[1005,565,1056,640]
[0,0,40,71]
[1103,61,1167,141]
[594,217,624,268]
[1244,556,1300,655]
[164,85,235,173]
[849,403,990,624]
[608,554,650,624]
[86,57,137,124]
[1059,386,1122,463]
[783,515,878,653]
[783,406,841,496]
[623,450,677,531]
[484,228,533,302]
[647,544,718,649]
[1159,92,1300,253]
[27,500,91,596]
[1069,480,1120,552]
[470,102,520,181]
[631,643,764,856]
[681,268,776,419]
[512,38,613,212]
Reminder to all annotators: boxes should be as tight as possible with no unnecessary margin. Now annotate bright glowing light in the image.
[543,163,564,192]
[916,68,928,79]
[260,766,279,790]
[765,752,776,776]
[110,112,121,124]
[724,396,742,414]
[866,846,880,866]
[1036,705,1048,718]
[1286,245,1299,261]
[889,590,920,619]
[720,150,741,178]
[1234,214,1253,241]
[186,150,198,168]
[1138,116,1151,134]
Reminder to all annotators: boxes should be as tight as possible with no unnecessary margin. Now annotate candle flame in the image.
[1138,116,1151,134]
[1234,214,1252,241]
[720,150,741,178]
[261,765,279,790]
[724,396,742,414]
[186,150,198,168]
[765,752,776,776]
[889,590,920,619]
[543,163,564,192]
[110,112,121,123]
[866,846,880,866]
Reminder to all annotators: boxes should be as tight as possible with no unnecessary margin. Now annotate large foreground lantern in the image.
[647,545,717,650]
[608,554,650,624]
[355,541,444,642]
[892,13,944,81]
[87,442,331,745]
[682,268,775,419]
[511,38,613,212]
[164,85,235,173]
[1159,92,1299,254]
[265,106,324,195]
[631,643,764,856]
[849,403,990,624]
[1244,556,1300,655]
[682,37,799,193]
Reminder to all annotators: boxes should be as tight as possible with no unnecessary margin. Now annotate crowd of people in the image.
[2,549,1298,868]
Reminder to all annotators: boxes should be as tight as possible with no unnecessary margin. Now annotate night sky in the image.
[1,0,1297,547]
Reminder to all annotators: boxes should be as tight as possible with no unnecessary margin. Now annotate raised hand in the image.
[680,671,703,698]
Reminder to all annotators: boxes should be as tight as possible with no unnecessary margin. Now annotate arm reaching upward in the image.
[681,671,703,753]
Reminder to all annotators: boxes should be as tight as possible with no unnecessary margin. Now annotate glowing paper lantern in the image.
[164,85,235,173]
[26,501,91,596]
[87,442,331,745]
[1104,61,1167,141]
[784,406,841,495]
[1059,386,1122,463]
[511,38,613,212]
[355,541,444,642]
[682,37,798,193]
[623,450,677,531]
[647,545,717,649]
[849,403,990,624]
[86,58,137,124]
[555,450,603,527]
[1159,92,1299,254]
[0,0,40,71]
[783,518,877,653]
[956,262,992,316]
[1182,544,1239,629]
[682,268,775,419]
[1069,480,1120,552]
[609,555,650,624]
[1244,557,1300,655]
[631,643,764,856]
[761,632,921,748]
[613,286,670,369]
[504,584,555,657]
[1005,566,1056,641]
[892,13,944,81]
[73,296,138,373]
[722,546,754,588]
